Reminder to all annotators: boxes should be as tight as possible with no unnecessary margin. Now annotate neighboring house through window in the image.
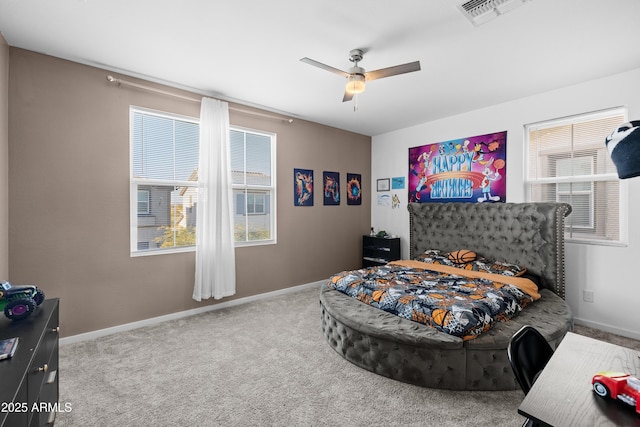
[525,107,626,245]
[130,107,276,255]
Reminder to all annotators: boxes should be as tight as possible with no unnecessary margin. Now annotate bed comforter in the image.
[326,259,540,340]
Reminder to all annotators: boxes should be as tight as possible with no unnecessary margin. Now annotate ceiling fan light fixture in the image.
[301,49,420,103]
[346,74,366,94]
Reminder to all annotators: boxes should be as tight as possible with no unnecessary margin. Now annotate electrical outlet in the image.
[583,290,594,303]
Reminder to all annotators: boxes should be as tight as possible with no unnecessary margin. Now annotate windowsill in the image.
[234,239,276,248]
[565,239,627,247]
[131,239,277,256]
[131,246,195,257]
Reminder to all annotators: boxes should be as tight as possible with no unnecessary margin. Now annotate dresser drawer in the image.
[27,305,59,412]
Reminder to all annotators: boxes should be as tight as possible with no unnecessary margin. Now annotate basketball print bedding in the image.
[326,251,540,340]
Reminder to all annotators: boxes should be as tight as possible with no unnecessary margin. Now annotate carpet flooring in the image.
[54,286,640,426]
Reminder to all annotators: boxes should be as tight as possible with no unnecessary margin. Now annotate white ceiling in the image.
[1,0,640,136]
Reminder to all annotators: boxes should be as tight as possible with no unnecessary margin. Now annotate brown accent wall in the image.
[8,48,371,337]
[0,34,8,279]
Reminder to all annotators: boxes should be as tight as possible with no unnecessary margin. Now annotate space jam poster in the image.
[408,131,507,203]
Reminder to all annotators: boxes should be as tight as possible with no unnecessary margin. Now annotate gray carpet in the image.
[55,287,640,427]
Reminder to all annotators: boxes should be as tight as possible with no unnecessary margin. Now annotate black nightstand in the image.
[362,235,401,267]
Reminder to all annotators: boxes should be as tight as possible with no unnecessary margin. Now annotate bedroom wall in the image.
[371,67,640,340]
[8,48,371,337]
[0,34,8,279]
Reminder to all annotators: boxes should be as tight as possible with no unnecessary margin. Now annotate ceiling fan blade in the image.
[300,57,349,77]
[342,91,354,102]
[365,61,421,81]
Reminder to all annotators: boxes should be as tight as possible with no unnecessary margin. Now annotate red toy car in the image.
[592,371,640,414]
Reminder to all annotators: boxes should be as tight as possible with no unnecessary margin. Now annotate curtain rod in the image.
[106,75,293,123]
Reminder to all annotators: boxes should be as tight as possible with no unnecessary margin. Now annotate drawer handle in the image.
[52,326,60,333]
[37,364,48,373]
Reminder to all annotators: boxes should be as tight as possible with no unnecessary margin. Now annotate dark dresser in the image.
[0,298,60,426]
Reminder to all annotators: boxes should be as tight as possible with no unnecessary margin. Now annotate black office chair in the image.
[507,325,555,427]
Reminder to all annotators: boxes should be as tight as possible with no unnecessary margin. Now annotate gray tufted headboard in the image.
[407,202,572,298]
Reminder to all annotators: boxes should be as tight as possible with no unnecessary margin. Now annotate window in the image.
[137,189,150,215]
[525,108,626,245]
[236,192,266,215]
[230,128,276,244]
[247,193,265,215]
[130,107,276,255]
[130,108,199,254]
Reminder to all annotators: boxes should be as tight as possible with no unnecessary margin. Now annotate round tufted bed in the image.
[320,202,574,391]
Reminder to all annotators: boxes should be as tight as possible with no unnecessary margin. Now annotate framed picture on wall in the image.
[391,176,405,189]
[323,171,340,205]
[377,178,390,192]
[346,173,362,205]
[294,168,314,206]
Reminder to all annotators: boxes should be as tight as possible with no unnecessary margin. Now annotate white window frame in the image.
[130,107,199,256]
[231,126,277,247]
[524,107,628,246]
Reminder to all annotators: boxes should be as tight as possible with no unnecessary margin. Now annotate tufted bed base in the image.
[320,202,574,391]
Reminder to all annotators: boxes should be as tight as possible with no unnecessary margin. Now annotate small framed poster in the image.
[294,168,313,206]
[377,178,390,192]
[391,177,405,189]
[323,171,340,205]
[346,173,362,205]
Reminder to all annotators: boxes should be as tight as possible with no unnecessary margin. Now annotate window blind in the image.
[526,108,625,244]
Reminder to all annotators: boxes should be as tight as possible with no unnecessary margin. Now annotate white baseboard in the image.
[573,317,640,341]
[60,280,323,346]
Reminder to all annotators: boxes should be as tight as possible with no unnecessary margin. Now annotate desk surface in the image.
[518,332,640,427]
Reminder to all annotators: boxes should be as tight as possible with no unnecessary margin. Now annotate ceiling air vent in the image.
[457,0,531,26]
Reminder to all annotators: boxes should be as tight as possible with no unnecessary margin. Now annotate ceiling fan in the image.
[300,49,421,102]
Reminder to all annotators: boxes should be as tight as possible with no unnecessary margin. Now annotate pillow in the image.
[464,258,527,277]
[447,250,477,264]
[416,249,527,277]
[415,250,455,266]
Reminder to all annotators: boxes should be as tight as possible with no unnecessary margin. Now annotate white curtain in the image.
[193,98,236,301]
